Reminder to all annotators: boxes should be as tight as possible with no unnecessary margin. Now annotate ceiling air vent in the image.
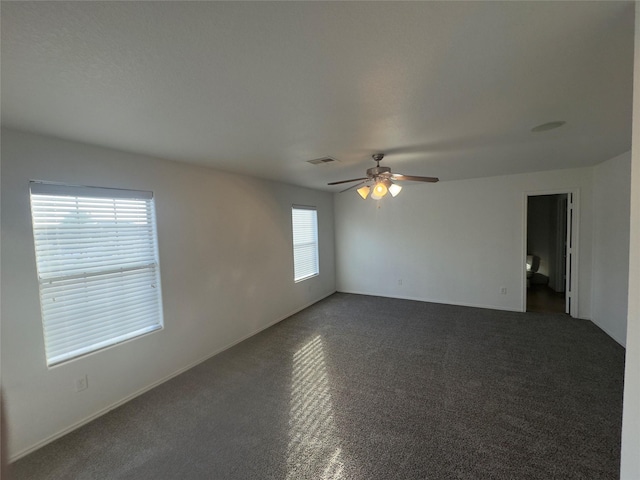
[307,156,339,165]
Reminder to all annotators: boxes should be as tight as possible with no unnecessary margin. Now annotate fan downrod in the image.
[367,153,391,177]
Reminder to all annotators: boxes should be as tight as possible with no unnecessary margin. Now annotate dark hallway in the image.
[527,284,566,314]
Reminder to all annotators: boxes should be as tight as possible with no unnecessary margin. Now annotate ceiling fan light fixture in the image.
[389,183,402,197]
[371,181,388,200]
[329,153,438,198]
[357,185,371,199]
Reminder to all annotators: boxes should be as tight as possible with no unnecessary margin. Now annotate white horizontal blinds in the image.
[29,182,164,366]
[292,206,319,282]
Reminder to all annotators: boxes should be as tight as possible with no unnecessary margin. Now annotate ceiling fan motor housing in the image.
[367,166,391,178]
[327,151,438,188]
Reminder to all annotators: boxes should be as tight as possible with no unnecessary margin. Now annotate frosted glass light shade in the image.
[371,182,388,200]
[357,185,370,199]
[389,183,402,197]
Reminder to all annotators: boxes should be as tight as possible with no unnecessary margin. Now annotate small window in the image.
[292,206,319,282]
[29,182,164,366]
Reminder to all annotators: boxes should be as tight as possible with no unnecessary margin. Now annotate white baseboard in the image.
[590,318,626,347]
[337,289,521,313]
[10,290,336,462]
[339,289,624,346]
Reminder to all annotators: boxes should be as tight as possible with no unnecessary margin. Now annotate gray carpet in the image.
[11,293,625,479]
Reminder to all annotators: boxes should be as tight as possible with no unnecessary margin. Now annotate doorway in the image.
[524,191,577,316]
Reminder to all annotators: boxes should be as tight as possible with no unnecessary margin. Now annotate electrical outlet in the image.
[500,287,507,295]
[398,279,403,286]
[75,375,88,392]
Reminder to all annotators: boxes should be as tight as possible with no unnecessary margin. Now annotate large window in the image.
[292,206,319,282]
[29,182,164,366]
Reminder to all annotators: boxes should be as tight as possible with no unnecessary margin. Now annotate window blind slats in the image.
[42,283,160,321]
[292,207,319,282]
[30,183,164,366]
[37,258,157,277]
[47,308,161,342]
[47,324,161,366]
[42,273,158,301]
[47,312,162,349]
[40,266,158,293]
[34,229,155,240]
[43,284,159,320]
[48,319,161,357]
[47,306,161,346]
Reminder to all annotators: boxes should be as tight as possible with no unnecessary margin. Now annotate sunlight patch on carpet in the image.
[286,335,344,479]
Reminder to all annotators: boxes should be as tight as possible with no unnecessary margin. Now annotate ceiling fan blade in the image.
[327,177,369,185]
[390,174,439,183]
[340,180,369,193]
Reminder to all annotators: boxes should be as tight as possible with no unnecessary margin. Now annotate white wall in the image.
[620,5,640,477]
[0,128,336,459]
[335,168,593,317]
[591,151,631,346]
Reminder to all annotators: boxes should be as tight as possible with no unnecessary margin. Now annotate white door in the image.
[524,189,578,317]
[565,192,575,315]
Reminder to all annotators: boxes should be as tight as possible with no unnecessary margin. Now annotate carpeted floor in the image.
[11,293,625,479]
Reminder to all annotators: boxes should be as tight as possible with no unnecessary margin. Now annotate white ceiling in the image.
[1,1,634,191]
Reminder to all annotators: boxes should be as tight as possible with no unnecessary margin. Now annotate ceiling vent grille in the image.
[307,156,339,165]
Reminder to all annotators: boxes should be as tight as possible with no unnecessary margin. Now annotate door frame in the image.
[522,188,579,317]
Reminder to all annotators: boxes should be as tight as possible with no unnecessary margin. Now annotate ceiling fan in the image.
[328,153,439,199]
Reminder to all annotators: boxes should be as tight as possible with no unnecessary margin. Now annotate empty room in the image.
[1,2,640,479]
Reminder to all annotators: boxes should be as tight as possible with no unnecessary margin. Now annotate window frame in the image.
[29,182,164,367]
[291,205,319,283]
